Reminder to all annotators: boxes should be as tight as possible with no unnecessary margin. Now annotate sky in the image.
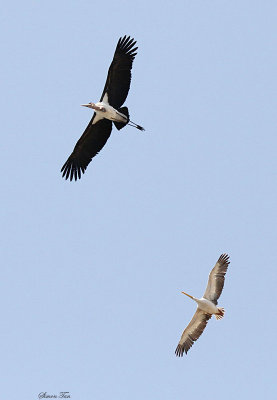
[1,1,277,399]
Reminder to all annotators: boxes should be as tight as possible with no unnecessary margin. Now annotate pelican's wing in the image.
[100,36,138,109]
[203,253,230,304]
[61,116,112,181]
[175,309,212,356]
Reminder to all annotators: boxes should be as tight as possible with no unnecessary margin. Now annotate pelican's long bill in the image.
[181,291,194,299]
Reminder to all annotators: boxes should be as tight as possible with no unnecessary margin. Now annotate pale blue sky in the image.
[1,1,277,399]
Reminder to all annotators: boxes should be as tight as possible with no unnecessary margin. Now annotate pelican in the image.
[61,35,144,181]
[175,253,230,356]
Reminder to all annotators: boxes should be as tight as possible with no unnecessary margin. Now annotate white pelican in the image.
[61,35,144,181]
[175,253,230,356]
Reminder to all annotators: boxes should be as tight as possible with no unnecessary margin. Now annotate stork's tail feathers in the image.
[113,107,129,130]
[113,107,145,131]
[215,307,225,320]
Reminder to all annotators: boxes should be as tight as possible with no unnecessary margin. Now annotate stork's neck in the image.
[91,103,106,112]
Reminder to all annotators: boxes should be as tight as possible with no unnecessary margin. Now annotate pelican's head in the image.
[181,291,195,300]
[81,102,96,109]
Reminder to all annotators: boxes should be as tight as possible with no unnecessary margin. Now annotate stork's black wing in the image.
[100,36,138,109]
[61,116,112,181]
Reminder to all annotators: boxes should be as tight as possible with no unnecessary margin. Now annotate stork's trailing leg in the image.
[113,106,145,131]
[127,121,145,131]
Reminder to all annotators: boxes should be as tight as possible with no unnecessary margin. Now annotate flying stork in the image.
[175,254,230,356]
[61,35,144,181]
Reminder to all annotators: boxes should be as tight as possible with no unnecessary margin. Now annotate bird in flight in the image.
[175,253,230,356]
[61,35,144,181]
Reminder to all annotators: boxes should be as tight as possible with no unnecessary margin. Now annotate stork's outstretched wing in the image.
[175,309,212,356]
[100,36,138,109]
[61,118,112,181]
[203,253,230,305]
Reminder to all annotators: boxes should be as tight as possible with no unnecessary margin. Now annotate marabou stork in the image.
[61,35,144,181]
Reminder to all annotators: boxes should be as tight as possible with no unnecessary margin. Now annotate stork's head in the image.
[81,103,106,112]
[81,102,96,109]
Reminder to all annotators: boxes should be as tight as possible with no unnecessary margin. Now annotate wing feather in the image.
[203,253,230,304]
[61,117,112,181]
[175,309,212,356]
[100,35,138,108]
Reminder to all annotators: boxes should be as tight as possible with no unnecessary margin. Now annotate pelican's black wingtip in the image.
[175,344,185,357]
[218,253,230,265]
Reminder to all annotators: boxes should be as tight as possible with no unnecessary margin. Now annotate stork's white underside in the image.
[92,93,128,125]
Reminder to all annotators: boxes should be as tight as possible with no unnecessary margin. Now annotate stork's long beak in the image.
[81,104,92,108]
[181,291,194,299]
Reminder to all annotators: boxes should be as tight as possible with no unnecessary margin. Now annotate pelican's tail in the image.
[215,307,225,320]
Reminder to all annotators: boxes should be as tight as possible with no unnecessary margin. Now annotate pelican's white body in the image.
[194,297,219,314]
